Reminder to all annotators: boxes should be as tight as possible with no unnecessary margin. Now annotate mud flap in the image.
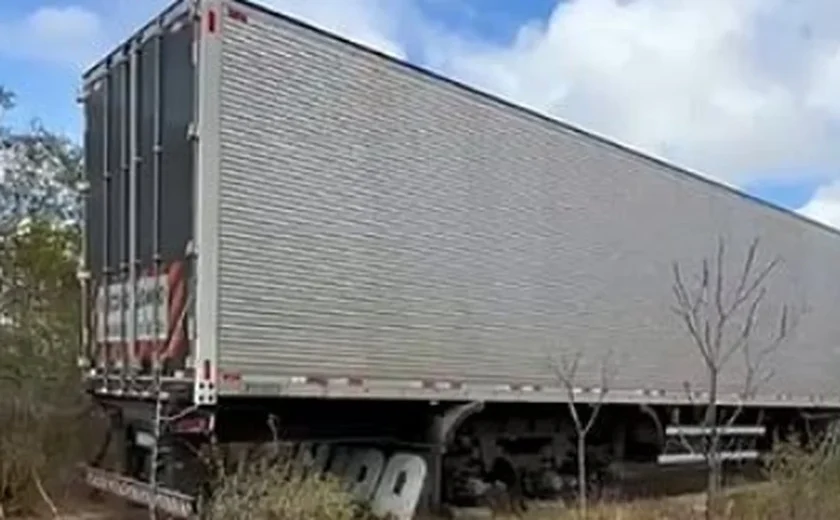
[343,448,386,501]
[370,453,427,520]
[82,465,195,518]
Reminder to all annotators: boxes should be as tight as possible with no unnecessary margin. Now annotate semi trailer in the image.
[78,0,840,516]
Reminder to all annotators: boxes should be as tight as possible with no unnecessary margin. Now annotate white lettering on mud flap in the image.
[83,465,194,518]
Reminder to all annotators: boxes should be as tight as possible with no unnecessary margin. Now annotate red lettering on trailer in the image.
[91,260,189,370]
[228,7,249,23]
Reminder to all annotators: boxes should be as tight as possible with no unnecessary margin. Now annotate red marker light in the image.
[206,9,217,33]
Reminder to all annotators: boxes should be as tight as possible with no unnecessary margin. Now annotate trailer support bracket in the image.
[424,401,484,512]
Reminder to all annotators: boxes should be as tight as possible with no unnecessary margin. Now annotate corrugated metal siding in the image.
[215,5,840,399]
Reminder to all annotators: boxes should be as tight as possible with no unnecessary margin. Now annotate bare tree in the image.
[550,349,614,516]
[671,236,796,518]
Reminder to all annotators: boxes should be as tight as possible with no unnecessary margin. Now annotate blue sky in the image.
[2,0,840,225]
[0,0,164,135]
[0,0,554,135]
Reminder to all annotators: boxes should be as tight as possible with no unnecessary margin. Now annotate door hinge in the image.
[187,122,199,141]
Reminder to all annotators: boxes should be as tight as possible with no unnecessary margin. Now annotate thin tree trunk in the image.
[578,434,587,516]
[706,455,722,520]
[705,380,720,520]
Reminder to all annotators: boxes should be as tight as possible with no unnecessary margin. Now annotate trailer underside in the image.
[82,391,829,518]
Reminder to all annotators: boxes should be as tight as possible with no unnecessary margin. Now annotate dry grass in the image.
[202,463,359,520]
[195,431,840,520]
[156,427,840,520]
[6,432,840,519]
[199,442,377,520]
[496,431,840,520]
[491,483,839,520]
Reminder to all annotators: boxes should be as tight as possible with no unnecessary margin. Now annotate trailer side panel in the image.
[213,0,840,404]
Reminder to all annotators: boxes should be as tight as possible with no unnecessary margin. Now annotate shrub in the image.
[0,222,88,517]
[727,428,840,520]
[200,443,365,520]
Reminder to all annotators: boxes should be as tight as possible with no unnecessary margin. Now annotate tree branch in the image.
[671,235,796,518]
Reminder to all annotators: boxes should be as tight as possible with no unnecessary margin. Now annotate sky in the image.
[2,0,840,228]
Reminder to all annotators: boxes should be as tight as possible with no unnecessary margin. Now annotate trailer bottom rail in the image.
[82,465,195,518]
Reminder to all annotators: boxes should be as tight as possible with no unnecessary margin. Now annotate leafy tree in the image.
[0,86,82,233]
[0,87,85,516]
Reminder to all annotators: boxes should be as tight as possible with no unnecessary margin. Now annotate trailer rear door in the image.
[82,1,197,394]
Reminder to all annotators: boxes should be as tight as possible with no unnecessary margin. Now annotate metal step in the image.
[665,425,765,437]
[657,451,760,465]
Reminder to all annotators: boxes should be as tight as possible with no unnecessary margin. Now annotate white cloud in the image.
[257,0,410,59]
[807,45,840,118]
[0,0,406,66]
[420,0,840,187]
[0,6,106,68]
[798,181,840,230]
